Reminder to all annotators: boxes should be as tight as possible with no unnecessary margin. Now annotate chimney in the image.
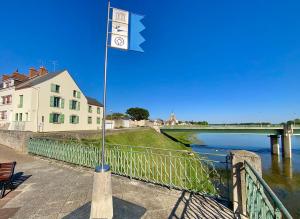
[38,66,48,76]
[29,67,39,78]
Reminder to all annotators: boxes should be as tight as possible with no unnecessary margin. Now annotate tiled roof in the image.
[15,71,64,90]
[87,97,103,107]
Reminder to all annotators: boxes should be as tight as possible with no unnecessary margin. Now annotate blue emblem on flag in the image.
[130,14,145,52]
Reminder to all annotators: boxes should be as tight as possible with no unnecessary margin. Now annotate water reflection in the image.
[192,133,300,218]
[283,158,293,179]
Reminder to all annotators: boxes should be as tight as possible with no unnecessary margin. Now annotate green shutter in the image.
[77,102,80,111]
[69,115,72,124]
[97,107,100,114]
[60,114,64,124]
[61,99,65,108]
[49,113,54,123]
[50,96,54,107]
[19,95,23,107]
[69,100,72,109]
[76,116,79,124]
[51,84,55,92]
[77,91,81,99]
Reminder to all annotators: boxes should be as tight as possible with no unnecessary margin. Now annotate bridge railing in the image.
[244,161,292,219]
[27,138,230,197]
[161,124,283,129]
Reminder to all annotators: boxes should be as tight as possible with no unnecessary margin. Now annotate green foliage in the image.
[187,121,209,126]
[126,107,149,121]
[106,112,129,120]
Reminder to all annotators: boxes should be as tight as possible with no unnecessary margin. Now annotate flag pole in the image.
[100,0,111,171]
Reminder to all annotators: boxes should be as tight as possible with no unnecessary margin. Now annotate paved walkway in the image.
[0,145,234,219]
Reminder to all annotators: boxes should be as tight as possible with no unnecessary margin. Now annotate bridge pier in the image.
[270,135,280,155]
[281,124,293,159]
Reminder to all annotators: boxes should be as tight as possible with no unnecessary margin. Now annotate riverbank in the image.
[161,131,203,146]
[82,128,190,151]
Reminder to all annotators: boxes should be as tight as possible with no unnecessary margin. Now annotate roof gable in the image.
[15,70,64,90]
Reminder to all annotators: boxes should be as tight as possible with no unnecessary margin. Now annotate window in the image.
[88,105,92,113]
[2,95,12,105]
[69,100,80,110]
[15,113,18,121]
[49,113,64,124]
[0,111,7,120]
[88,116,92,124]
[73,90,81,99]
[97,107,101,114]
[70,115,79,124]
[97,117,101,124]
[19,113,23,121]
[50,96,64,108]
[54,97,60,107]
[18,95,23,108]
[51,84,60,93]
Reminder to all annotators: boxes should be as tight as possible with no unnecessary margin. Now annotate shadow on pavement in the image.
[1,172,31,198]
[168,191,234,219]
[12,172,31,188]
[63,197,146,219]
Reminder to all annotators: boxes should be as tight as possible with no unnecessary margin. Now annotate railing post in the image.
[230,150,262,219]
[130,147,133,179]
[169,151,172,189]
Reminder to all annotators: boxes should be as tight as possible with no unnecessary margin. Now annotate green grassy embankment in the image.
[78,128,217,194]
[161,131,203,146]
[82,128,190,151]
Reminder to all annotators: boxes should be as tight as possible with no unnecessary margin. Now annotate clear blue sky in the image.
[1,0,300,123]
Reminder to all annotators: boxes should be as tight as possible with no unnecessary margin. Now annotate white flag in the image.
[110,8,129,50]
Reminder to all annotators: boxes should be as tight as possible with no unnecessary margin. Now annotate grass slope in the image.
[162,131,203,145]
[83,128,189,151]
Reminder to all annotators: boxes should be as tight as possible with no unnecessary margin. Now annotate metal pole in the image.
[101,0,111,171]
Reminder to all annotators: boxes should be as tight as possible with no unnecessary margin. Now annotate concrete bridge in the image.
[161,124,299,158]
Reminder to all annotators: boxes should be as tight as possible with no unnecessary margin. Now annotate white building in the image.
[0,71,29,129]
[0,67,103,132]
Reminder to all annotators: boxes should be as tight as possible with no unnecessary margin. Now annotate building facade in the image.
[0,71,29,129]
[0,68,103,132]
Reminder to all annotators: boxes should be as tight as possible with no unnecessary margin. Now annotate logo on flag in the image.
[110,8,145,52]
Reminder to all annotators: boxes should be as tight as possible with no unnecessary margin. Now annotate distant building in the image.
[165,113,178,126]
[153,119,164,126]
[0,67,103,132]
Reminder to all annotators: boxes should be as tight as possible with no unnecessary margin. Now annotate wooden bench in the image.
[0,162,16,198]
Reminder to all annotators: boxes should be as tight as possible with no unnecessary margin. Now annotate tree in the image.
[106,113,129,120]
[126,107,149,121]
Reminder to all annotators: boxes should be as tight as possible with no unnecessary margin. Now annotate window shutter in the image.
[51,84,55,92]
[77,102,80,111]
[76,116,79,124]
[50,96,54,107]
[97,107,100,114]
[49,113,54,123]
[77,91,81,99]
[60,114,64,124]
[69,100,72,109]
[20,95,23,107]
[61,99,65,108]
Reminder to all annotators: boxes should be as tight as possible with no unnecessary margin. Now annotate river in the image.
[192,133,300,218]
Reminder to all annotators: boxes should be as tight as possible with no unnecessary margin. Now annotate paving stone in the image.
[0,144,234,219]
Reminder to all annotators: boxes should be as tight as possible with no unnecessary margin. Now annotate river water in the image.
[192,133,300,218]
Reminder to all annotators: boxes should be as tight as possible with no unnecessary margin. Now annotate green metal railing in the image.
[27,138,226,196]
[245,161,293,219]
